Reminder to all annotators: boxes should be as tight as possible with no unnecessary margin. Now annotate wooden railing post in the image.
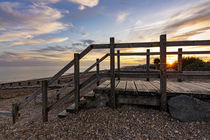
[117,50,120,80]
[160,34,167,111]
[110,37,116,108]
[74,53,80,112]
[12,103,19,124]
[42,80,48,122]
[177,48,183,82]
[146,49,150,81]
[96,58,100,86]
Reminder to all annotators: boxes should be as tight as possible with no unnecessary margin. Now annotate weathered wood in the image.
[126,81,137,93]
[42,80,48,122]
[114,51,210,56]
[142,80,158,93]
[92,40,210,49]
[96,58,100,86]
[177,48,183,82]
[117,50,120,80]
[58,110,68,118]
[146,49,150,81]
[160,34,167,111]
[116,81,127,93]
[167,40,210,46]
[48,74,98,111]
[66,97,86,113]
[84,91,95,100]
[110,37,116,108]
[18,45,93,110]
[118,95,160,106]
[12,103,19,124]
[0,111,12,116]
[79,45,93,59]
[74,53,80,112]
[104,73,160,78]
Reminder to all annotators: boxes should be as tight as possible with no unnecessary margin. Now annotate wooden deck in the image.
[94,80,210,98]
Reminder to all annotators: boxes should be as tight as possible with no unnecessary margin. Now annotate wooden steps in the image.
[84,91,95,100]
[58,93,94,118]
[58,80,210,118]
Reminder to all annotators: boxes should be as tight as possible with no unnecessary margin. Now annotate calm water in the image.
[0,61,136,83]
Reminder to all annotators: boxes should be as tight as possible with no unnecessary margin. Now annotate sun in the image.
[168,61,173,65]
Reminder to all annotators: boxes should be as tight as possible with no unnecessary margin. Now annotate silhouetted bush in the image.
[170,57,209,71]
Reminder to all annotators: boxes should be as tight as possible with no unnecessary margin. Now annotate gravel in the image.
[0,77,210,139]
[0,106,209,140]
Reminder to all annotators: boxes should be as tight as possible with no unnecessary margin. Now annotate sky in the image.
[0,0,210,69]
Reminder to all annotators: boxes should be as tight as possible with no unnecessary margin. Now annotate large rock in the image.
[168,95,210,122]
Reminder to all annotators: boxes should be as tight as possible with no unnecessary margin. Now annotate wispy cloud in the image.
[68,0,99,10]
[0,2,70,47]
[124,1,210,42]
[116,12,129,23]
[7,37,69,47]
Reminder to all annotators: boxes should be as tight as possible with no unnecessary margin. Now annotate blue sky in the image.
[0,0,210,67]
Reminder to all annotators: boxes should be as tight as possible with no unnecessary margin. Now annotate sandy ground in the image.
[0,75,209,139]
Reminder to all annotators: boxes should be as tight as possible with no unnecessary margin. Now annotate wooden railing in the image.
[11,34,210,123]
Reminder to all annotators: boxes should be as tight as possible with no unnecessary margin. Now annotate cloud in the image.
[116,12,129,23]
[78,5,85,10]
[0,2,70,46]
[31,0,61,4]
[69,0,99,10]
[72,39,95,47]
[69,0,99,7]
[33,45,72,52]
[124,1,210,42]
[7,37,69,47]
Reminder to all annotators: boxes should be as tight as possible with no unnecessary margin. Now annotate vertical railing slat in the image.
[74,53,80,112]
[96,58,100,86]
[42,80,48,122]
[160,34,167,111]
[117,50,120,80]
[177,48,183,82]
[110,37,116,108]
[146,49,150,81]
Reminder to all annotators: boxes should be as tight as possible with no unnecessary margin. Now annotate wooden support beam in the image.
[178,48,183,82]
[160,34,167,111]
[146,49,150,81]
[96,58,100,86]
[110,37,116,108]
[12,103,19,124]
[42,80,48,122]
[117,50,120,80]
[92,40,210,49]
[74,53,80,112]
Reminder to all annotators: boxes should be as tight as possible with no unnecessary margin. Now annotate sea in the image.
[0,62,134,83]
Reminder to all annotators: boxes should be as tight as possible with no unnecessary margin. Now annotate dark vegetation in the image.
[153,57,210,71]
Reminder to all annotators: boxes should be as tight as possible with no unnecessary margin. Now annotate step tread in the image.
[66,97,87,112]
[58,110,68,118]
[84,91,95,99]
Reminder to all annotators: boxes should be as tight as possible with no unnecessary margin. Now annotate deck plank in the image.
[191,82,210,92]
[135,80,147,92]
[126,81,136,92]
[116,81,127,92]
[94,79,210,97]
[142,81,158,93]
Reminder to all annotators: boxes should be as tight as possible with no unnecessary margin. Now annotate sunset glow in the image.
[0,0,210,82]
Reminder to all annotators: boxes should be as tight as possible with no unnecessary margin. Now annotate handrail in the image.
[18,45,94,109]
[92,40,210,49]
[12,34,210,123]
[48,74,99,111]
[111,51,210,56]
[52,53,109,101]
